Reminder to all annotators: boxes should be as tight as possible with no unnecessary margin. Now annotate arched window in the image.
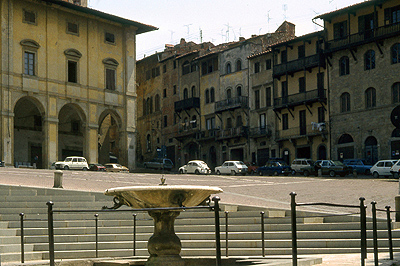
[182,61,190,75]
[210,87,215,102]
[364,50,375,70]
[236,86,242,97]
[365,87,376,109]
[393,83,400,104]
[226,63,231,74]
[183,88,188,99]
[340,92,350,113]
[338,134,354,144]
[227,88,232,99]
[143,99,146,115]
[146,134,151,152]
[339,56,349,76]
[154,94,160,111]
[392,43,400,64]
[146,97,152,115]
[191,86,196,97]
[236,60,242,71]
[205,89,210,104]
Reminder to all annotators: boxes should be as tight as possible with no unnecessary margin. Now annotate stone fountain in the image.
[104,179,223,266]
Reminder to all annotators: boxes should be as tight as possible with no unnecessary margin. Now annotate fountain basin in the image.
[104,185,223,209]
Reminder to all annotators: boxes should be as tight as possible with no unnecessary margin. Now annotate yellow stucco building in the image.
[1,0,156,168]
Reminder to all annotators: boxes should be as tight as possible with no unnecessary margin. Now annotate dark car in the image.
[256,160,291,176]
[343,159,372,175]
[144,158,174,170]
[89,163,106,171]
[315,160,352,177]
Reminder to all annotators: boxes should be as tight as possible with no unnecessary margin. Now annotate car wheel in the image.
[394,172,399,179]
[259,171,263,176]
[179,169,184,174]
[64,165,69,170]
[303,170,310,177]
[195,169,200,175]
[216,170,221,175]
[231,170,236,176]
[82,167,88,171]
[373,172,379,178]
[329,170,336,177]
[291,170,296,175]
[273,171,279,176]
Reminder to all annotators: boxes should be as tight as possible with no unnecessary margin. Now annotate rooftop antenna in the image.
[184,24,192,36]
[224,23,230,42]
[199,28,203,43]
[219,29,226,43]
[283,4,288,20]
[267,10,272,32]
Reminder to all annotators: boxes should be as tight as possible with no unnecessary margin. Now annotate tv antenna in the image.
[283,4,288,20]
[184,24,192,36]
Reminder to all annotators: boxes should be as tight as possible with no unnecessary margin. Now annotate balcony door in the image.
[359,13,375,40]
[299,110,306,135]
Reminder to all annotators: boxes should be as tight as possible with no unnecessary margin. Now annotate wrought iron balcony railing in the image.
[249,126,272,138]
[215,96,249,113]
[273,54,325,78]
[215,126,249,140]
[174,97,200,112]
[276,122,328,141]
[274,89,326,110]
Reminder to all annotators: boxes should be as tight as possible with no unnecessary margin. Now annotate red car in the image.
[89,163,107,171]
[245,162,259,174]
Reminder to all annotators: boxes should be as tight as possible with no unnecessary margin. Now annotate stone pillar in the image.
[86,123,99,164]
[43,117,58,169]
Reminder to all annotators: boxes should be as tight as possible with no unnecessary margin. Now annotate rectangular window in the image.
[298,45,305,59]
[281,50,287,64]
[163,115,168,128]
[317,73,324,90]
[385,5,400,25]
[266,87,271,107]
[105,68,116,90]
[163,64,167,73]
[24,51,35,75]
[173,85,177,95]
[23,10,36,24]
[68,60,78,83]
[105,32,115,44]
[173,61,177,69]
[299,77,306,93]
[255,90,260,109]
[67,22,79,35]
[254,62,260,73]
[265,59,271,70]
[146,70,151,80]
[318,107,325,123]
[259,114,266,128]
[333,21,347,39]
[163,88,167,98]
[282,114,289,130]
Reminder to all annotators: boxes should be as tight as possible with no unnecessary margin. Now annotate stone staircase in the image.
[0,184,399,264]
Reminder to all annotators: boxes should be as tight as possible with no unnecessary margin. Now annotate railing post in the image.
[133,213,137,256]
[213,196,222,266]
[386,206,393,260]
[371,201,378,266]
[225,211,228,257]
[260,211,265,257]
[47,201,55,266]
[359,197,367,266]
[95,214,99,258]
[19,213,24,263]
[290,192,297,266]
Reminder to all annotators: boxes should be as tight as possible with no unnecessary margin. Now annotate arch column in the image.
[2,112,14,166]
[43,117,58,169]
[86,123,99,164]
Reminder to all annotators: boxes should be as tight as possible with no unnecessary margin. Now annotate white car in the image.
[370,160,397,178]
[104,163,129,173]
[390,159,400,178]
[54,156,89,170]
[179,160,211,175]
[215,161,248,176]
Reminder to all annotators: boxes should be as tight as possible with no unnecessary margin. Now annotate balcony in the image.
[174,123,200,141]
[215,126,248,141]
[325,23,400,53]
[273,54,325,78]
[276,122,328,141]
[197,129,218,141]
[249,126,272,138]
[215,96,249,113]
[174,97,200,112]
[274,89,326,111]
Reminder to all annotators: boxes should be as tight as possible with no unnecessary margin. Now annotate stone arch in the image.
[317,144,327,160]
[183,142,199,163]
[364,136,378,164]
[13,96,45,168]
[337,133,354,160]
[98,109,123,164]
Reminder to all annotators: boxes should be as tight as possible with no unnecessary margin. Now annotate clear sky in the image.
[89,0,363,59]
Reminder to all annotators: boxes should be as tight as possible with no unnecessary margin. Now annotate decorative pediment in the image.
[64,49,82,59]
[20,39,40,49]
[102,58,119,67]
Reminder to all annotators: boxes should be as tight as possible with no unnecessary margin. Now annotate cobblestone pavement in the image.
[0,167,398,218]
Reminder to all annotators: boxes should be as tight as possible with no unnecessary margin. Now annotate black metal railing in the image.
[325,23,400,52]
[273,53,325,77]
[249,126,272,138]
[215,126,248,140]
[276,121,328,140]
[174,97,200,112]
[215,96,249,113]
[274,89,326,110]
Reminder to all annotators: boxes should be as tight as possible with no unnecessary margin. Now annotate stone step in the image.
[0,251,44,263]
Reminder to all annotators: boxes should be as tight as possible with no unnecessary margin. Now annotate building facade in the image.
[1,0,156,168]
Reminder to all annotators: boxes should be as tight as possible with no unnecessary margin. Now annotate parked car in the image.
[390,159,400,178]
[54,156,89,170]
[89,163,106,171]
[256,160,291,176]
[104,163,129,173]
[315,160,352,177]
[291,159,315,175]
[370,160,398,178]
[143,158,174,170]
[245,162,259,174]
[343,159,372,175]
[215,161,248,175]
[179,160,211,175]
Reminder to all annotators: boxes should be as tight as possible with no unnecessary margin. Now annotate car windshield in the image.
[332,160,344,166]
[236,161,246,166]
[65,158,72,162]
[164,160,173,165]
